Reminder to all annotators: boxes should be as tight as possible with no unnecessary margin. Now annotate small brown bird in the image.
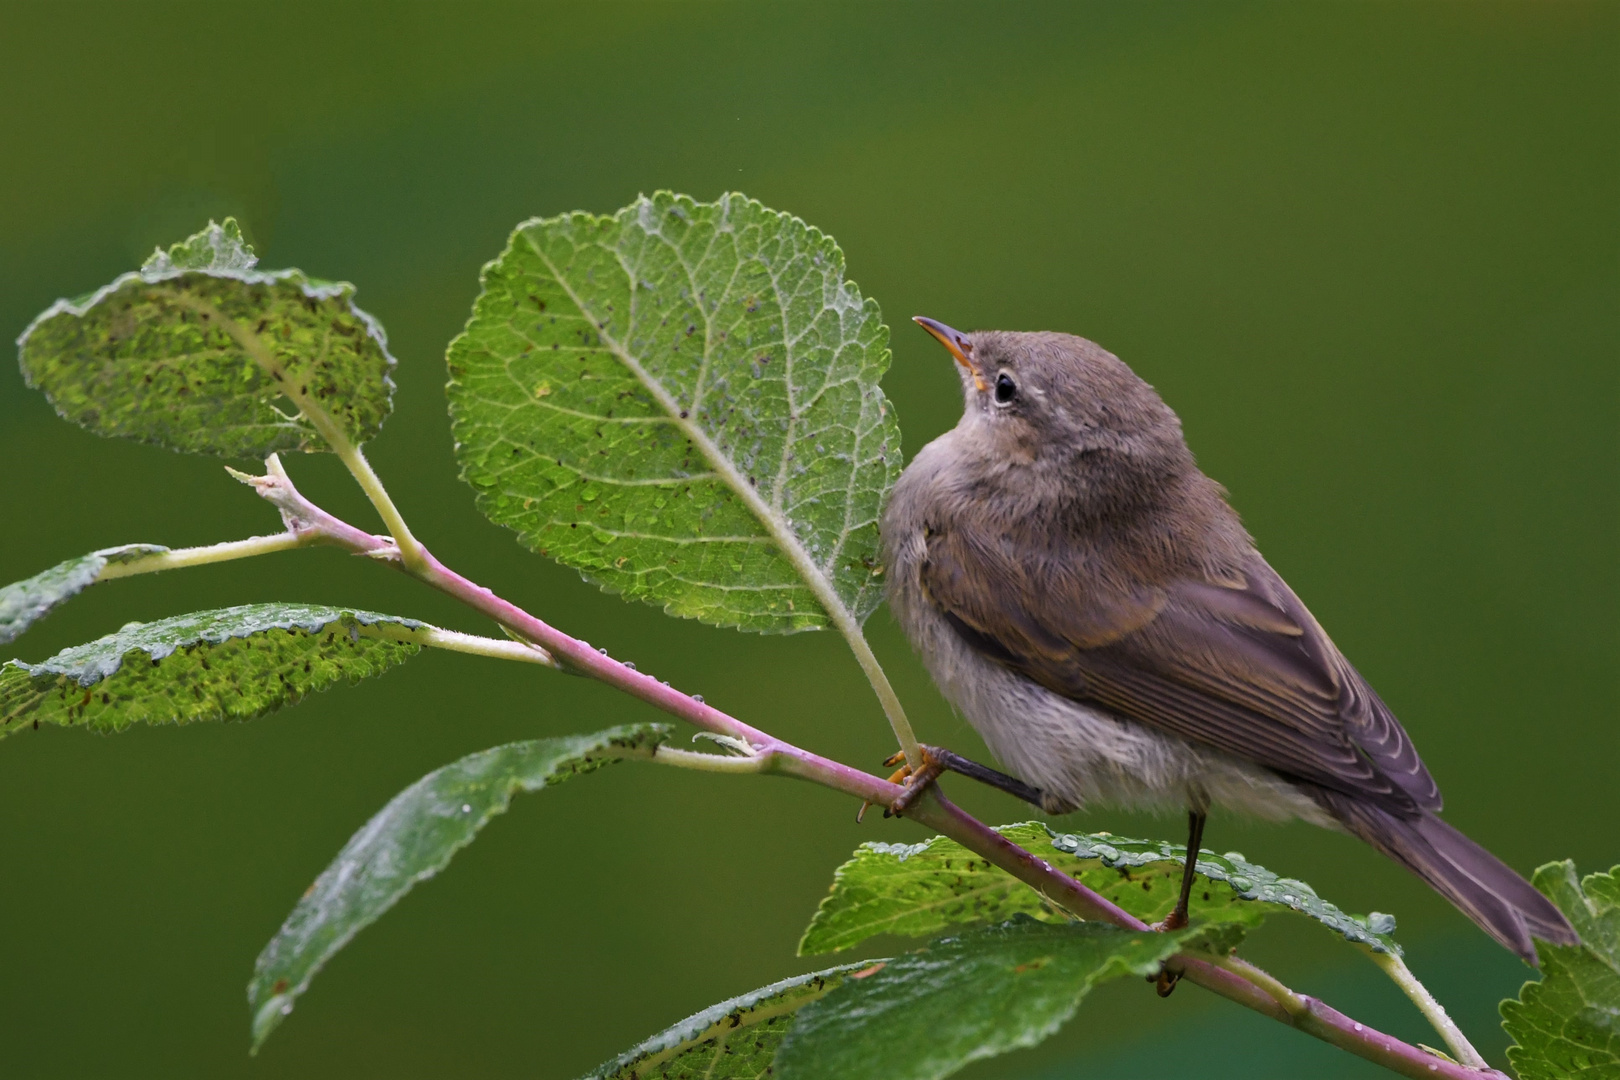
[882,317,1576,964]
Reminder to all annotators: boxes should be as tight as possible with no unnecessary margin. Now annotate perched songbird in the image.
[882,318,1576,964]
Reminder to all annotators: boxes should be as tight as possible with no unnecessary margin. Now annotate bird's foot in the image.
[853,747,949,822]
[856,744,1054,822]
[886,747,947,818]
[1152,967,1183,997]
[1153,908,1190,933]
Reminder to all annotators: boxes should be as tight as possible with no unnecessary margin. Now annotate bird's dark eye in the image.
[993,372,1018,405]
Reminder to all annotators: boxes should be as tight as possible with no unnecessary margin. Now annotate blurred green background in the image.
[0,2,1613,1076]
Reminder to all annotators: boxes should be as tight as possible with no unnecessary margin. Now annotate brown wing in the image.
[920,527,1440,815]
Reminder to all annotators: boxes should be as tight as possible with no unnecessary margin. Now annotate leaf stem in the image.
[361,624,557,668]
[94,533,308,581]
[1370,950,1489,1069]
[829,614,920,769]
[1212,954,1309,1017]
[651,745,774,774]
[236,458,1504,1080]
[330,442,427,574]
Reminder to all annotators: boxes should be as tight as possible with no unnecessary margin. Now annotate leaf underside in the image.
[582,964,868,1080]
[798,823,1397,957]
[0,603,421,740]
[446,192,900,633]
[250,724,671,1052]
[0,543,167,645]
[774,917,1196,1080]
[1502,862,1620,1079]
[17,218,396,458]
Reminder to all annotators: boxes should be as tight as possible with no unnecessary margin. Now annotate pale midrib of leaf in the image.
[638,986,826,1076]
[525,236,853,628]
[582,964,868,1080]
[525,229,918,760]
[167,291,353,455]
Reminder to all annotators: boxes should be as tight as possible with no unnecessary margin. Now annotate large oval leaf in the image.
[0,603,422,739]
[446,192,900,633]
[249,724,670,1052]
[17,219,396,458]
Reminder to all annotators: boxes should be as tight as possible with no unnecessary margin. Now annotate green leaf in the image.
[582,963,870,1080]
[0,543,167,645]
[799,823,1396,957]
[797,825,1073,955]
[249,724,671,1052]
[1048,829,1401,954]
[1502,862,1620,1079]
[0,603,422,740]
[446,192,900,633]
[18,218,396,458]
[775,916,1195,1080]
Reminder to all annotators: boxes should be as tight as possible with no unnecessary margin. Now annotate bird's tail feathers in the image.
[1315,791,1576,966]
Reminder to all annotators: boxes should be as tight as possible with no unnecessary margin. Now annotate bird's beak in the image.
[913,316,986,391]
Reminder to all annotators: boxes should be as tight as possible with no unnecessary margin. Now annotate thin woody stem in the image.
[225,458,1499,1080]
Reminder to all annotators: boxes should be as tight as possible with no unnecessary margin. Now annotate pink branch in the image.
[246,464,1503,1080]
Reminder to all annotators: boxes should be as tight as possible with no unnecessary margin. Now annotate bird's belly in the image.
[904,599,1334,826]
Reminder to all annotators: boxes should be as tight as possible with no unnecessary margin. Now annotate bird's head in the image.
[912,318,1195,509]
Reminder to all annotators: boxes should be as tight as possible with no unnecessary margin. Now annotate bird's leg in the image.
[879,744,1048,819]
[1151,806,1209,997]
[1162,807,1208,931]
